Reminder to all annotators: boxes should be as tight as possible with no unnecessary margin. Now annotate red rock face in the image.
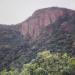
[19,7,74,39]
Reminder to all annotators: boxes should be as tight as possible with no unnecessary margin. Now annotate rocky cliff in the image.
[19,7,75,39]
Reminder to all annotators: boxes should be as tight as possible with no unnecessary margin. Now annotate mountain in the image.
[0,7,75,70]
[19,7,74,39]
[19,7,75,54]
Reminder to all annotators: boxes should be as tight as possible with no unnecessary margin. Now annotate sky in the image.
[0,0,75,25]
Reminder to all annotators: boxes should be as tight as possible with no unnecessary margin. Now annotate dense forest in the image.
[0,50,75,75]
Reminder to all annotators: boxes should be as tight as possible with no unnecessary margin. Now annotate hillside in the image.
[0,7,75,69]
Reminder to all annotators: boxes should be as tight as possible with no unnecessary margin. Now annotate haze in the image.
[0,0,74,24]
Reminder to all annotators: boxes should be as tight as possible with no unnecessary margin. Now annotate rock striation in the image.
[19,7,75,39]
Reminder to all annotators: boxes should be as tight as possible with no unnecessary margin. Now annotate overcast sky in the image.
[0,0,74,24]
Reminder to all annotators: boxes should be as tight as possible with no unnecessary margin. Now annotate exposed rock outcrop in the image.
[19,7,75,39]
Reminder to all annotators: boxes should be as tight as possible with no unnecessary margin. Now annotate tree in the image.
[0,69,8,75]
[34,67,48,75]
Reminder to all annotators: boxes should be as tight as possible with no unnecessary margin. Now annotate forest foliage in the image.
[0,50,75,75]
